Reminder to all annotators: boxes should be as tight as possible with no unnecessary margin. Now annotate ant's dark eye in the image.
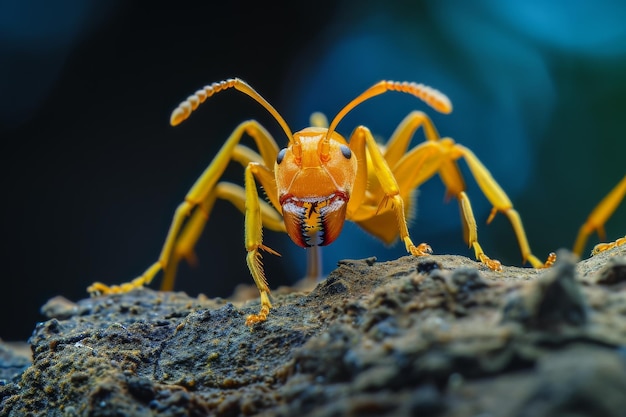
[340,144,352,159]
[276,148,287,164]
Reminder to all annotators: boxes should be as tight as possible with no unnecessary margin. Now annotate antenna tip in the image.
[436,95,453,114]
[418,83,453,114]
[170,104,191,126]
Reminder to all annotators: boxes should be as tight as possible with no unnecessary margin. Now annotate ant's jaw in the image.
[280,193,349,248]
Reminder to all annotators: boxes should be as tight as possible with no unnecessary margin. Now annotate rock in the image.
[2,245,626,416]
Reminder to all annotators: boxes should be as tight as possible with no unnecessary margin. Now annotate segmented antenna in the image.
[326,80,452,141]
[386,81,452,114]
[170,79,238,126]
[169,78,294,142]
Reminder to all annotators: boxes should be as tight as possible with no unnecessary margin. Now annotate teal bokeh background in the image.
[1,1,625,340]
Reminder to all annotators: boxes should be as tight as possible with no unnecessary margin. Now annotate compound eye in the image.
[276,148,287,164]
[339,144,352,159]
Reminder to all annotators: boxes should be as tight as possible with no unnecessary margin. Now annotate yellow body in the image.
[88,78,555,325]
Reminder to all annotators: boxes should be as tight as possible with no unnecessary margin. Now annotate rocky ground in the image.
[1,244,626,417]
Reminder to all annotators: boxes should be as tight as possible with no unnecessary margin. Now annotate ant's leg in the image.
[346,126,432,256]
[242,164,280,325]
[383,111,443,167]
[389,139,504,270]
[87,120,280,295]
[574,175,626,256]
[456,144,555,268]
[160,145,283,291]
[160,180,285,291]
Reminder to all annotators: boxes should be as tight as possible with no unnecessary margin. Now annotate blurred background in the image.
[1,0,625,341]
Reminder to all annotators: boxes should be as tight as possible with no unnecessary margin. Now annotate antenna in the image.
[325,80,452,141]
[169,78,294,142]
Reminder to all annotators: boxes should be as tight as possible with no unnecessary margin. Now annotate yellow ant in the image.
[88,78,555,325]
[573,174,626,256]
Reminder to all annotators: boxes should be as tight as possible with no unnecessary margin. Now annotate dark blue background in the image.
[2,1,625,341]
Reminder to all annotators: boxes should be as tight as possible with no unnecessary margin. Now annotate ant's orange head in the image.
[275,128,357,248]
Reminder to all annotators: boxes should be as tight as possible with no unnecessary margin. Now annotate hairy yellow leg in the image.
[362,111,444,202]
[160,144,284,291]
[386,139,501,270]
[160,181,286,291]
[574,175,626,256]
[383,111,443,168]
[364,134,547,271]
[345,141,440,244]
[347,126,432,256]
[242,164,280,326]
[455,144,554,268]
[457,192,502,271]
[393,142,448,195]
[87,120,280,296]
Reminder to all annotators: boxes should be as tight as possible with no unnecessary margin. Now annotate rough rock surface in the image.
[1,245,626,416]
